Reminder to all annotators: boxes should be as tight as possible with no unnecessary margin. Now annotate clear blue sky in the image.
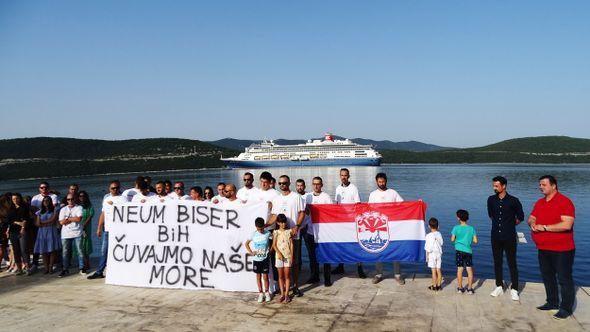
[1,1,589,147]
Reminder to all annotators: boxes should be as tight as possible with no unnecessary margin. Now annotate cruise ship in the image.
[221,133,382,168]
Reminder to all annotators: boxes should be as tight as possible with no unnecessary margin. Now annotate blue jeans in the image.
[96,231,109,274]
[62,237,84,271]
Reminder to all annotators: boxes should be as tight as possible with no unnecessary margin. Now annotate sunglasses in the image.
[39,186,47,189]
[66,198,74,201]
[278,182,289,185]
[243,178,253,181]
[174,187,183,190]
[110,186,119,190]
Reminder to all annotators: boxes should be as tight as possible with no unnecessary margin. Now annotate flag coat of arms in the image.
[310,201,427,263]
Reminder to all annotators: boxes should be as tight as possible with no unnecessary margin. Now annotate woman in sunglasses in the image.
[34,196,61,274]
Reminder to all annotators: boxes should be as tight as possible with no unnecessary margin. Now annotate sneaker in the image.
[553,309,571,320]
[467,288,475,295]
[331,264,345,275]
[87,273,105,280]
[29,265,38,274]
[372,274,383,284]
[257,292,264,303]
[457,287,465,294]
[264,292,272,302]
[15,269,25,276]
[324,279,333,287]
[292,287,303,297]
[510,289,519,301]
[357,265,367,279]
[58,270,69,278]
[79,269,88,275]
[490,286,503,297]
[394,275,405,285]
[536,303,559,311]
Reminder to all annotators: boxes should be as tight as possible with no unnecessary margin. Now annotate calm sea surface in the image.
[1,164,588,286]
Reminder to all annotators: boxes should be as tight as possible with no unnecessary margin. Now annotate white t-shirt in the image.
[424,231,444,255]
[101,194,128,212]
[271,191,304,240]
[150,194,174,203]
[223,198,245,209]
[122,188,141,202]
[249,188,280,205]
[131,192,156,203]
[30,193,59,210]
[236,186,260,203]
[368,188,404,203]
[168,192,191,200]
[212,195,228,204]
[305,191,332,235]
[59,205,84,239]
[335,183,361,203]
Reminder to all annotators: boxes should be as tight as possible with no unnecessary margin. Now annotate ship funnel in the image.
[324,133,334,141]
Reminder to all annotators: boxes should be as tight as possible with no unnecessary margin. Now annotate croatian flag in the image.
[311,201,427,263]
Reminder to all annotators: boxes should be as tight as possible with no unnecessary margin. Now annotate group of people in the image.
[0,170,577,319]
[0,183,94,277]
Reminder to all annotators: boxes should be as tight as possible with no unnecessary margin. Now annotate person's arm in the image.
[487,197,493,220]
[528,215,537,232]
[35,214,41,228]
[289,236,294,262]
[451,234,456,242]
[245,239,254,256]
[538,215,574,232]
[272,234,282,260]
[96,211,105,238]
[265,214,277,228]
[292,211,305,236]
[82,208,93,228]
[472,235,478,244]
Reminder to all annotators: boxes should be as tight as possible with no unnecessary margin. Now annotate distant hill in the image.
[380,136,590,164]
[0,137,237,180]
[208,136,450,152]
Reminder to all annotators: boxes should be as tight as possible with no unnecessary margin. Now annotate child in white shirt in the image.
[425,217,443,291]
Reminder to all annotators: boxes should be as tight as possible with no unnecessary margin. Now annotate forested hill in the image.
[0,137,237,180]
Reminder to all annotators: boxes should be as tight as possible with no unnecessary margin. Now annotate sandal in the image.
[428,285,436,291]
[284,296,291,304]
[276,296,284,304]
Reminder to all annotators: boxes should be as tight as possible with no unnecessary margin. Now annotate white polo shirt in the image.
[335,183,361,203]
[368,188,404,203]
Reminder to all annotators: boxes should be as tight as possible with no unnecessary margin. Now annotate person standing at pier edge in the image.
[267,175,305,297]
[369,173,405,285]
[189,186,204,201]
[487,176,524,301]
[34,196,61,274]
[237,172,260,203]
[303,176,334,286]
[8,193,32,275]
[131,181,155,203]
[333,168,366,279]
[77,191,94,271]
[58,193,85,277]
[88,180,127,279]
[152,181,173,203]
[295,179,308,272]
[30,181,60,209]
[169,182,190,200]
[203,186,215,201]
[212,182,227,204]
[528,175,576,320]
[122,176,145,202]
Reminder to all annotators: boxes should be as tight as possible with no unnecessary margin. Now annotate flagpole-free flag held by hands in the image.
[310,201,427,264]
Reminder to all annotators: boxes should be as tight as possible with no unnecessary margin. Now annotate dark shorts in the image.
[253,257,270,274]
[456,251,473,267]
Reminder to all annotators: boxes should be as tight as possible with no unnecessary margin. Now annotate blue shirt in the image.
[250,230,271,262]
[451,224,476,254]
[487,193,524,241]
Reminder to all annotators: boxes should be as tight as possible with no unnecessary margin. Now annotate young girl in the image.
[272,214,293,304]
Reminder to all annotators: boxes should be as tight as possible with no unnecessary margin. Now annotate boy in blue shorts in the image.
[245,217,272,303]
[451,209,478,294]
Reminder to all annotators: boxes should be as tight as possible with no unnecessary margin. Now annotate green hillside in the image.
[0,137,237,180]
[472,136,590,153]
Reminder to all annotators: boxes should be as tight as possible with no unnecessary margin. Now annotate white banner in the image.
[103,201,269,292]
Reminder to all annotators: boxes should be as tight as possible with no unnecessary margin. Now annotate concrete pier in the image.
[1,269,588,331]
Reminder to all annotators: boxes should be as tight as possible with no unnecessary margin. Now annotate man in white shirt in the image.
[30,181,60,210]
[369,172,405,285]
[189,186,204,201]
[249,171,279,209]
[302,176,334,286]
[223,184,244,208]
[267,175,305,297]
[88,180,128,279]
[151,181,174,203]
[212,182,228,204]
[333,168,366,279]
[58,193,84,277]
[131,181,156,203]
[168,181,190,200]
[237,172,260,203]
[122,176,145,202]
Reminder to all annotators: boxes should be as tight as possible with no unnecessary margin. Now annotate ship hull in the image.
[222,158,381,168]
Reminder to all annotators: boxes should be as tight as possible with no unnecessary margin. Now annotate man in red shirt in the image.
[528,175,575,320]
